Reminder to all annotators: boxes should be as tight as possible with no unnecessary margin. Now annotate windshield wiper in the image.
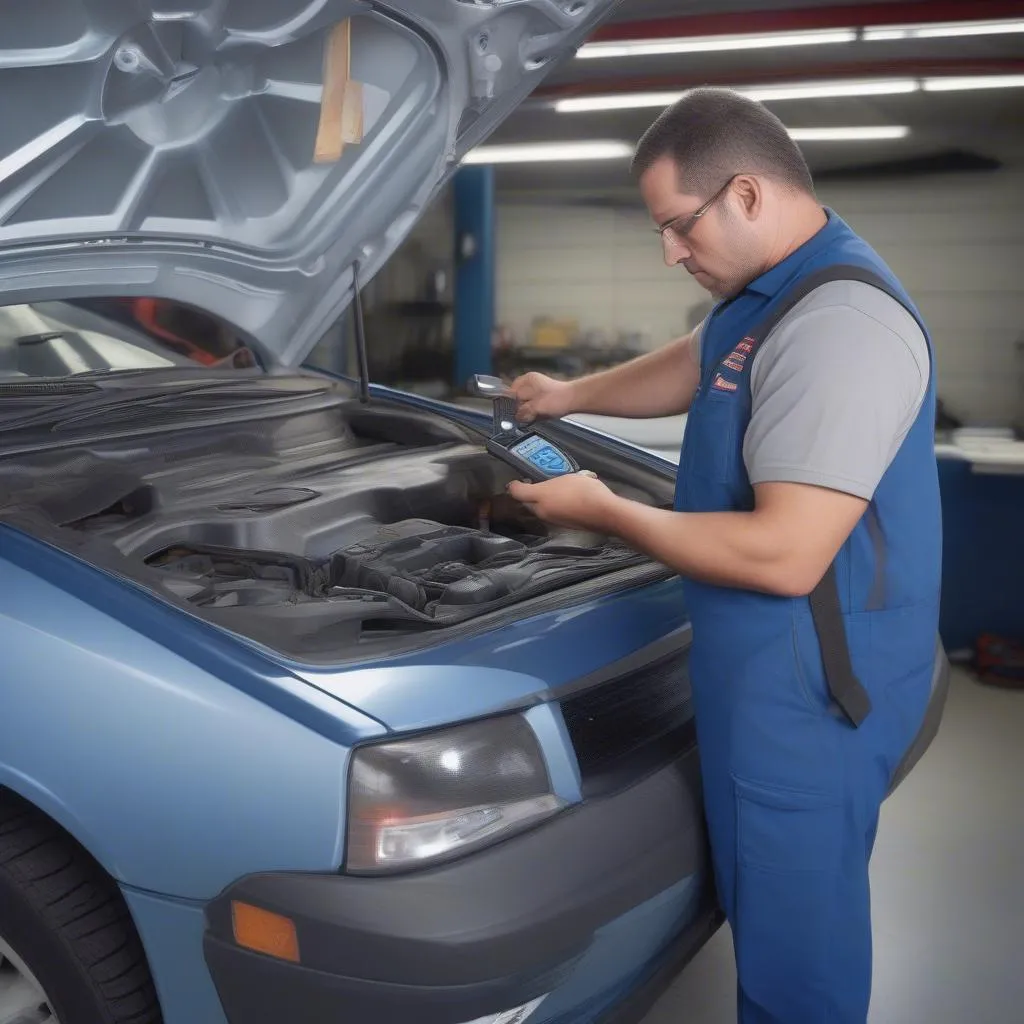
[0,379,332,434]
[0,366,237,398]
[0,379,101,397]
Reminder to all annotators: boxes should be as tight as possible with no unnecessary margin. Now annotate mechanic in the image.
[507,88,941,1024]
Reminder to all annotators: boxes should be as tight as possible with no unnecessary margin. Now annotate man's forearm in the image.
[570,335,698,419]
[507,477,867,599]
[601,496,815,596]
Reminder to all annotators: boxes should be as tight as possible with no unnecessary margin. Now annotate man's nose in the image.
[662,234,691,268]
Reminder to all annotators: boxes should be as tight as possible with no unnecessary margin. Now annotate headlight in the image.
[345,714,565,873]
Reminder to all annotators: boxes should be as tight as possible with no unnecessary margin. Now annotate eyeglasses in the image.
[655,175,737,246]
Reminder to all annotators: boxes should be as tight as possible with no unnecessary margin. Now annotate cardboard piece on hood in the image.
[314,19,365,164]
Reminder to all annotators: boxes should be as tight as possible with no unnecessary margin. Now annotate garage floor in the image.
[641,667,1024,1024]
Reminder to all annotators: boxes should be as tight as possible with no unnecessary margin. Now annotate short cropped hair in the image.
[631,87,815,196]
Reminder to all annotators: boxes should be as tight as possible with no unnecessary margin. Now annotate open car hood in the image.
[0,0,621,368]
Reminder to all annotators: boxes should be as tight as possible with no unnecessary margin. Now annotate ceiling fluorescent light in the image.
[865,19,1024,42]
[555,91,683,113]
[922,74,1024,92]
[740,79,919,102]
[460,127,906,170]
[576,28,856,59]
[555,79,919,113]
[462,141,633,164]
[788,126,910,141]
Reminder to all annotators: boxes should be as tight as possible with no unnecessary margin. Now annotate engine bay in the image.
[0,385,672,661]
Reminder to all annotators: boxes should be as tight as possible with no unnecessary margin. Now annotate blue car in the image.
[0,4,946,1024]
[0,3,721,1023]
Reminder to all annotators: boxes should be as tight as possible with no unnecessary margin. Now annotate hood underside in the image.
[0,0,622,367]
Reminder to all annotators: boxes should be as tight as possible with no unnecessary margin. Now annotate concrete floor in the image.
[641,668,1024,1024]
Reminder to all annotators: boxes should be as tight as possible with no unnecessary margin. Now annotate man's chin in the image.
[701,278,731,299]
[690,270,727,298]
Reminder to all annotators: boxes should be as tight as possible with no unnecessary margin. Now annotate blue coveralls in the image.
[676,211,942,1023]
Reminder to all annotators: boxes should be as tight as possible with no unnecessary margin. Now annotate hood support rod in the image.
[352,260,370,404]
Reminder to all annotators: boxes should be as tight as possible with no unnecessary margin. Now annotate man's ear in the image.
[733,175,763,221]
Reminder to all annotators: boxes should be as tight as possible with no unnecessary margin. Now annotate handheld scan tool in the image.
[469,374,581,482]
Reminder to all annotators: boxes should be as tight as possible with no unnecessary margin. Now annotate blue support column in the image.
[453,164,495,388]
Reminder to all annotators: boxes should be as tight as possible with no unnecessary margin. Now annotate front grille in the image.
[560,647,694,789]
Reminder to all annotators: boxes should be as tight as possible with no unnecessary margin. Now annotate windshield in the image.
[0,299,259,379]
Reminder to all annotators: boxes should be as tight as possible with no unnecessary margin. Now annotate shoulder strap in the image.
[746,263,920,729]
[754,263,926,336]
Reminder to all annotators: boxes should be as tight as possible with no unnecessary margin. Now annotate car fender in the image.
[0,532,386,901]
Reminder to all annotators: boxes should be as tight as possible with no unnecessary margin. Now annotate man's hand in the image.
[509,373,577,424]
[506,472,619,531]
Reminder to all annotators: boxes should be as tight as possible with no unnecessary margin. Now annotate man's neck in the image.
[730,200,830,296]
[763,201,829,269]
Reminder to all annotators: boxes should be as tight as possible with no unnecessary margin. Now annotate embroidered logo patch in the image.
[709,335,758,393]
[726,336,758,365]
[715,337,758,378]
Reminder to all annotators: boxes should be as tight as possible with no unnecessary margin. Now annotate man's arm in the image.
[570,328,702,418]
[639,293,927,593]
[601,481,866,596]
[508,288,928,595]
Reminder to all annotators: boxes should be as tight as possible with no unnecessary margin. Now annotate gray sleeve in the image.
[743,283,930,501]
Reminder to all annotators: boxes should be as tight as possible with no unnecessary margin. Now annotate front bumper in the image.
[202,750,716,1024]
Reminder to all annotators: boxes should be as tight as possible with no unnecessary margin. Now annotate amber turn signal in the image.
[231,901,300,964]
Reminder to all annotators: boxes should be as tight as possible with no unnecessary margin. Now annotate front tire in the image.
[0,793,162,1024]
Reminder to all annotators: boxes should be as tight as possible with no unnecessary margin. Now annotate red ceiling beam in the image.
[534,58,1024,100]
[590,1,1024,43]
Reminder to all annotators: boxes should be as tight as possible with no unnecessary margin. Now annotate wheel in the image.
[0,792,162,1024]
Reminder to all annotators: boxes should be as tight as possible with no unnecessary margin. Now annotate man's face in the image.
[639,156,760,299]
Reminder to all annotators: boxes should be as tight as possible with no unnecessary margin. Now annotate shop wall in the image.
[494,170,1024,427]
